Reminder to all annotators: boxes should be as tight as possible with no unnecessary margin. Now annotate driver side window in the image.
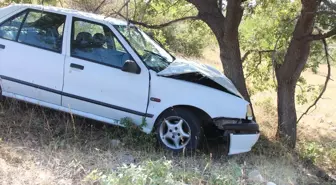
[71,18,131,68]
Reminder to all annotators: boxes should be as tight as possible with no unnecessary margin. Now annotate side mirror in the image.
[122,60,139,74]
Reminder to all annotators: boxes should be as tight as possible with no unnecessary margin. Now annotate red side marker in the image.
[150,97,161,102]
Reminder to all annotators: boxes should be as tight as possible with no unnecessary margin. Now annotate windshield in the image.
[114,25,174,72]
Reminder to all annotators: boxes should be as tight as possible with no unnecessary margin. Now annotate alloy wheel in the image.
[159,116,191,150]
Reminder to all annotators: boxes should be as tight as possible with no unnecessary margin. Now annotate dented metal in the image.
[158,59,243,98]
[228,133,260,155]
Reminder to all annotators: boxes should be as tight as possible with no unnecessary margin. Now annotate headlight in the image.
[246,104,253,120]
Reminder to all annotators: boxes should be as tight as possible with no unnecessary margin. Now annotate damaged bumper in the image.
[228,133,260,155]
[214,119,260,155]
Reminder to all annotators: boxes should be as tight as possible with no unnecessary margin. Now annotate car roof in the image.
[8,3,128,25]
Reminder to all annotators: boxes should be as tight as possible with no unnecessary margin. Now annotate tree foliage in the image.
[129,0,213,57]
[240,0,333,105]
[66,0,214,57]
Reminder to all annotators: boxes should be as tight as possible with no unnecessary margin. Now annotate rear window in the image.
[18,10,66,52]
[0,9,66,53]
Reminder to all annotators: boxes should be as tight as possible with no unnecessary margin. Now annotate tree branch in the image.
[104,0,130,18]
[139,0,151,22]
[244,50,275,79]
[129,16,200,29]
[105,2,199,29]
[241,50,252,63]
[310,28,336,40]
[132,0,137,20]
[57,0,64,8]
[245,52,262,79]
[94,0,106,13]
[297,38,331,123]
[317,10,336,15]
[241,49,274,63]
[322,0,336,12]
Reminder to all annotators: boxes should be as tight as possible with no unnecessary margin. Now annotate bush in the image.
[299,141,336,168]
[300,142,324,163]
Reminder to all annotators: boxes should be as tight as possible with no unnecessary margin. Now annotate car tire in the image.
[155,107,203,153]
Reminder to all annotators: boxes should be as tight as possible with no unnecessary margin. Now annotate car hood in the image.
[157,58,243,98]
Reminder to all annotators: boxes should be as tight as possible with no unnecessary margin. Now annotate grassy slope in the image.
[0,101,331,185]
[0,52,335,184]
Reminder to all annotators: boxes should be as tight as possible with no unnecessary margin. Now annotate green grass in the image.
[85,159,243,185]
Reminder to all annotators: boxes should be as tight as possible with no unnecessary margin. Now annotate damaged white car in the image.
[0,4,259,155]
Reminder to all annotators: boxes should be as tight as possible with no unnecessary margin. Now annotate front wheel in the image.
[155,108,203,152]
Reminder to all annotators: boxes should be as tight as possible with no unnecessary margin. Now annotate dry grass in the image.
[0,89,334,184]
[251,64,336,175]
[297,65,336,142]
[0,49,335,184]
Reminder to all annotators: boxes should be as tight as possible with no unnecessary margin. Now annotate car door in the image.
[62,17,150,125]
[0,9,67,105]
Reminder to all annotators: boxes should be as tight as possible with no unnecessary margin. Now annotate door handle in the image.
[0,44,5,49]
[70,63,84,70]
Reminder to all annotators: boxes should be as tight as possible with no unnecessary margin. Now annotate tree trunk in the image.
[190,0,250,101]
[274,0,320,148]
[276,80,297,148]
[189,0,254,113]
[188,0,322,148]
[219,39,251,103]
[220,0,253,106]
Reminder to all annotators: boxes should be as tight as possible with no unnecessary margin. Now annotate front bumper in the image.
[213,119,260,155]
[228,133,260,155]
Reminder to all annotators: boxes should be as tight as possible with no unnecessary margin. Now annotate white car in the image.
[0,4,259,155]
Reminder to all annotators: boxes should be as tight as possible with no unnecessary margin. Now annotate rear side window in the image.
[18,11,66,53]
[0,11,27,41]
[71,18,131,68]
